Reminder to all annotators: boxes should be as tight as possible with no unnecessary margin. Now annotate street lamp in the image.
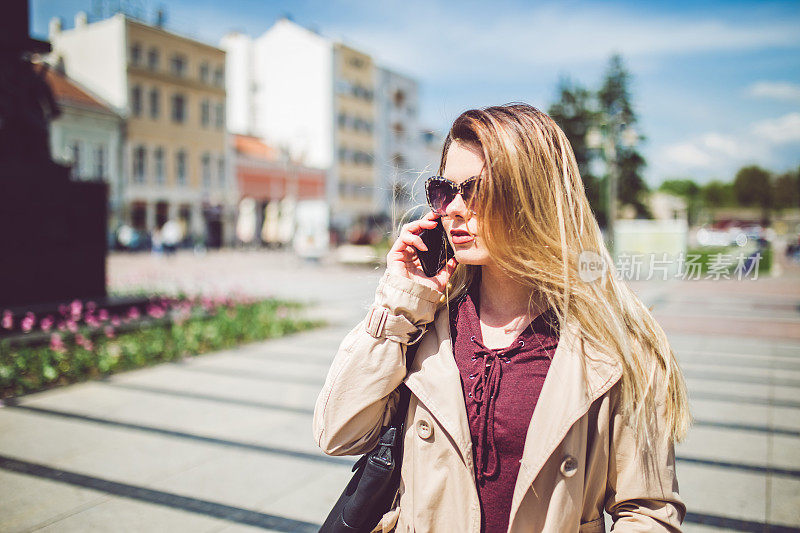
[586,121,637,256]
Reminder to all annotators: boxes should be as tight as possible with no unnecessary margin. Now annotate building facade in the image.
[49,13,235,247]
[375,67,426,227]
[42,66,123,245]
[333,43,377,224]
[222,18,431,237]
[232,134,326,247]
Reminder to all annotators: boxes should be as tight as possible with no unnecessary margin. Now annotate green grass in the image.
[0,298,325,399]
[685,245,771,278]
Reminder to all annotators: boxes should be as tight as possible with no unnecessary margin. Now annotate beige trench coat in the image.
[313,270,685,532]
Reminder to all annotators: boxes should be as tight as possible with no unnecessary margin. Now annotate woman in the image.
[313,103,690,532]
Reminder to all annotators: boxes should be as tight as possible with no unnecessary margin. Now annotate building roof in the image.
[234,134,280,161]
[38,65,117,116]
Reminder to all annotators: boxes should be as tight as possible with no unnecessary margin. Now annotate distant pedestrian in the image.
[315,103,690,532]
[151,228,164,257]
[161,219,183,257]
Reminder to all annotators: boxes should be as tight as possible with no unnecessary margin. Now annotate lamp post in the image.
[586,120,638,257]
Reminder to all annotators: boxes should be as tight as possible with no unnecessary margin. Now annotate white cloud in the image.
[662,142,715,169]
[753,112,800,143]
[658,132,766,172]
[746,81,800,102]
[651,114,800,181]
[326,1,800,81]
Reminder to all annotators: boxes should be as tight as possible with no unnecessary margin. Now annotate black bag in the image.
[319,342,419,533]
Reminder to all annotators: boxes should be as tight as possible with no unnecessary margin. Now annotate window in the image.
[133,146,146,183]
[351,85,373,101]
[154,147,165,184]
[337,113,347,128]
[348,56,365,69]
[215,102,224,129]
[200,99,210,127]
[217,156,225,186]
[131,85,142,117]
[335,80,351,95]
[393,89,406,108]
[392,122,405,141]
[175,150,187,185]
[199,62,209,83]
[214,66,224,86]
[130,43,142,65]
[94,144,105,179]
[147,47,159,70]
[171,94,186,123]
[70,142,81,179]
[149,88,160,119]
[201,153,211,188]
[155,201,169,228]
[170,54,186,77]
[131,201,147,230]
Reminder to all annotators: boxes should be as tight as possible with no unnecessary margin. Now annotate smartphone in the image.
[417,218,455,277]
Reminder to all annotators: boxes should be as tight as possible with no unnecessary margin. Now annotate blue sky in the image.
[32,0,800,186]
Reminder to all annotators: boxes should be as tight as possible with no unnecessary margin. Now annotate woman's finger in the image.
[400,233,427,251]
[406,217,437,235]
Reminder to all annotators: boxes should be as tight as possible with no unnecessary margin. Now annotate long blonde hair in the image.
[409,103,690,449]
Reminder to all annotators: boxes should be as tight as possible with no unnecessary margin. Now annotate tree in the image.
[548,77,604,225]
[733,165,772,220]
[597,54,651,219]
[772,167,799,211]
[702,180,735,209]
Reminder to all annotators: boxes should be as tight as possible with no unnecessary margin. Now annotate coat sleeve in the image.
[312,270,443,456]
[604,372,687,532]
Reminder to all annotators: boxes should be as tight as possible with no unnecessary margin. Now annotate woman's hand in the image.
[385,211,458,293]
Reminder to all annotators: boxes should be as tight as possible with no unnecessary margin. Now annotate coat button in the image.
[560,455,578,477]
[416,419,433,440]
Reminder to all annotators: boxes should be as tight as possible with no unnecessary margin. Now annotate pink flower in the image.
[75,333,93,351]
[104,325,115,338]
[111,315,121,327]
[2,310,12,329]
[50,333,65,353]
[127,307,140,320]
[147,304,165,319]
[66,320,78,333]
[98,309,109,321]
[21,312,36,332]
[58,304,68,316]
[40,315,54,332]
[85,314,100,328]
[86,301,96,312]
[70,299,83,320]
[57,321,66,331]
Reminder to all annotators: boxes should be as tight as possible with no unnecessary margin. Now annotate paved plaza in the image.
[1,249,799,532]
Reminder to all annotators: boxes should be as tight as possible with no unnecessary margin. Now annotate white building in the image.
[42,65,123,241]
[222,18,432,235]
[375,67,422,224]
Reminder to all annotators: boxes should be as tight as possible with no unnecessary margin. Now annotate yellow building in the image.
[50,13,234,247]
[334,43,376,219]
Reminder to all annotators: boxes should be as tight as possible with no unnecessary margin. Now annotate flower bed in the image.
[0,294,324,398]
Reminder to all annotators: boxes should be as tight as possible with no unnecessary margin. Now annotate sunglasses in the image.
[425,175,482,216]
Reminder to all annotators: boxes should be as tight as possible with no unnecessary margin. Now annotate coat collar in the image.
[403,305,623,499]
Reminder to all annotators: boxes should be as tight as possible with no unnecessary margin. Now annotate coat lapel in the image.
[508,317,623,520]
[403,306,474,466]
